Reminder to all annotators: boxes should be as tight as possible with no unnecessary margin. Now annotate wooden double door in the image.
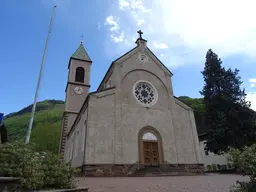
[143,141,159,166]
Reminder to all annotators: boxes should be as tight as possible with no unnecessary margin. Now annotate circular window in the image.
[133,81,158,106]
[138,54,148,62]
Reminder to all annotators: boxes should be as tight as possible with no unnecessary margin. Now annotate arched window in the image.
[75,67,85,83]
[142,132,157,141]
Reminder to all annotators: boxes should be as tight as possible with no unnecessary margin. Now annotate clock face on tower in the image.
[74,86,84,95]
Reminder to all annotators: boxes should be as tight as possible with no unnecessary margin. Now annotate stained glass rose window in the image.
[133,81,157,106]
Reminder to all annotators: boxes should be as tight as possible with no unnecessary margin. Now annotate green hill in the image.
[177,96,206,135]
[3,97,205,154]
[3,100,64,154]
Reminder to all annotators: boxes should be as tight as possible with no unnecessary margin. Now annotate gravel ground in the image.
[76,174,248,192]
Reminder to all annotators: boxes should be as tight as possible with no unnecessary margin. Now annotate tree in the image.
[31,122,61,154]
[0,124,8,144]
[200,49,256,154]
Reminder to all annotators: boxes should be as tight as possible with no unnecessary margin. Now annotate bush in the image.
[229,144,256,192]
[230,181,256,192]
[0,140,76,190]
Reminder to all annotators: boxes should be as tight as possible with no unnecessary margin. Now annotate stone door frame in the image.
[138,126,164,167]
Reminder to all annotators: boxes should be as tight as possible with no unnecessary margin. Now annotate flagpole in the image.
[25,5,57,144]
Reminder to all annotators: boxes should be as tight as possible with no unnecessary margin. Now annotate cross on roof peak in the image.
[80,33,84,44]
[137,30,143,39]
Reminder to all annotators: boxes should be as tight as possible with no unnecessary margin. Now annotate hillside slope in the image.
[3,100,64,153]
[3,97,205,154]
[178,96,206,135]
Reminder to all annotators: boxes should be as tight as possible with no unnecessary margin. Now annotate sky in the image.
[0,0,256,115]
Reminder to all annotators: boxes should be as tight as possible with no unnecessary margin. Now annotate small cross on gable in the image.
[137,30,143,39]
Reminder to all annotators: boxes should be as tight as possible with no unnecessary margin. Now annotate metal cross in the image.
[80,33,84,43]
[137,30,143,39]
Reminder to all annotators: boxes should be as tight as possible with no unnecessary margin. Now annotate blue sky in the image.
[1,0,256,115]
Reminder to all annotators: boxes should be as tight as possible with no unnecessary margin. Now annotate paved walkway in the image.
[76,174,248,192]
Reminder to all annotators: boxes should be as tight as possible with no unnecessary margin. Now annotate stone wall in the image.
[0,177,89,192]
[0,177,20,192]
[81,164,139,177]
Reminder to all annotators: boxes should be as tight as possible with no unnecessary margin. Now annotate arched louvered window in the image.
[75,67,85,83]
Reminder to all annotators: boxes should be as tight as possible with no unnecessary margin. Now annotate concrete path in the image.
[76,174,248,192]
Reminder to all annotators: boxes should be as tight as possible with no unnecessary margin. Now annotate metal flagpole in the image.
[25,5,57,144]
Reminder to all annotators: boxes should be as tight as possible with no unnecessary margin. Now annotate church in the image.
[59,31,204,176]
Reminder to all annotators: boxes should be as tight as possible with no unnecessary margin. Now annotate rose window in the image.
[133,81,157,106]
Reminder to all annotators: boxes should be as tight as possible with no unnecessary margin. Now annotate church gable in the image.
[97,31,173,91]
[146,48,173,77]
[97,46,139,91]
[118,47,171,92]
[114,45,172,78]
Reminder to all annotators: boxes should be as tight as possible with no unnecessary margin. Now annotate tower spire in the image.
[71,41,91,62]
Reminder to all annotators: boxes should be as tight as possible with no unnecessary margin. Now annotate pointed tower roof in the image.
[71,41,92,62]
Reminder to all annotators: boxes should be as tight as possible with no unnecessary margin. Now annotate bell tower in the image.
[59,41,92,156]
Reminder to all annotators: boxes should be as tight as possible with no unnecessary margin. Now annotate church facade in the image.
[59,32,204,176]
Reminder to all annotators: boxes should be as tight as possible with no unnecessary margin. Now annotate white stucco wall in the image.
[200,140,232,171]
[85,91,115,164]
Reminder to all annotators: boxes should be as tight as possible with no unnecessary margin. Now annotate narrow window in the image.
[75,67,85,83]
[205,150,209,156]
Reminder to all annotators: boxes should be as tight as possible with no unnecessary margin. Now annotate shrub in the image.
[0,140,76,190]
[212,164,217,171]
[206,164,212,171]
[230,181,256,192]
[228,144,256,192]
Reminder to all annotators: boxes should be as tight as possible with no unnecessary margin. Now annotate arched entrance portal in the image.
[138,127,163,167]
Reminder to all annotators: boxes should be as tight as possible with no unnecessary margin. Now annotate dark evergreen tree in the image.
[200,49,256,154]
[0,124,8,144]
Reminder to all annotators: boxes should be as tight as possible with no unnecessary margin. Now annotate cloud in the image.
[119,0,130,10]
[248,78,256,89]
[119,0,151,12]
[154,42,169,49]
[136,19,145,26]
[105,16,119,32]
[249,78,256,83]
[111,31,125,43]
[247,92,256,111]
[103,0,256,67]
[104,15,126,44]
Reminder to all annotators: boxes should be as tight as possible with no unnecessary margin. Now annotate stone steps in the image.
[131,172,199,177]
[130,167,202,177]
